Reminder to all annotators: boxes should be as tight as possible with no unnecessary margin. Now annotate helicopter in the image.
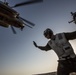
[0,0,43,34]
[68,12,76,24]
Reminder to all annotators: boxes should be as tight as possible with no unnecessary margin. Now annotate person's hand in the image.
[33,41,38,47]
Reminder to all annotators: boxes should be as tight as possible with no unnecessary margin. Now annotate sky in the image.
[0,0,76,75]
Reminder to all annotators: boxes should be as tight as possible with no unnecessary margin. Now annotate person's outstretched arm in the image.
[33,41,51,51]
[64,31,76,40]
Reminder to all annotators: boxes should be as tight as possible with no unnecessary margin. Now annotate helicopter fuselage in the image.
[0,1,24,28]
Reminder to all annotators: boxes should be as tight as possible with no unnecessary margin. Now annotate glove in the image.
[33,41,38,47]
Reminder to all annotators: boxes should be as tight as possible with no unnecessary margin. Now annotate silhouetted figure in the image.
[33,28,76,75]
[69,12,76,24]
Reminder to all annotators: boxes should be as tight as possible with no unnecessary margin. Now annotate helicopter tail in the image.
[68,20,74,23]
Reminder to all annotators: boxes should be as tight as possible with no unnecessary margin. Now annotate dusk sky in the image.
[0,0,76,75]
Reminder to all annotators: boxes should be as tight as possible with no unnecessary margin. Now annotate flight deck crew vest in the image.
[48,33,76,59]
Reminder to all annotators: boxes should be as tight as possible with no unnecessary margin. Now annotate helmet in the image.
[43,28,53,37]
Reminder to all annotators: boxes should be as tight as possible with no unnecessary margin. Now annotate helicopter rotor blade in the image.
[11,26,16,34]
[23,23,33,28]
[12,0,43,8]
[19,17,35,26]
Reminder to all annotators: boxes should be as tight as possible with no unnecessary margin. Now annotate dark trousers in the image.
[57,57,76,75]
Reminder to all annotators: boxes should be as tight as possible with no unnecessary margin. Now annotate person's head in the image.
[43,28,53,39]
